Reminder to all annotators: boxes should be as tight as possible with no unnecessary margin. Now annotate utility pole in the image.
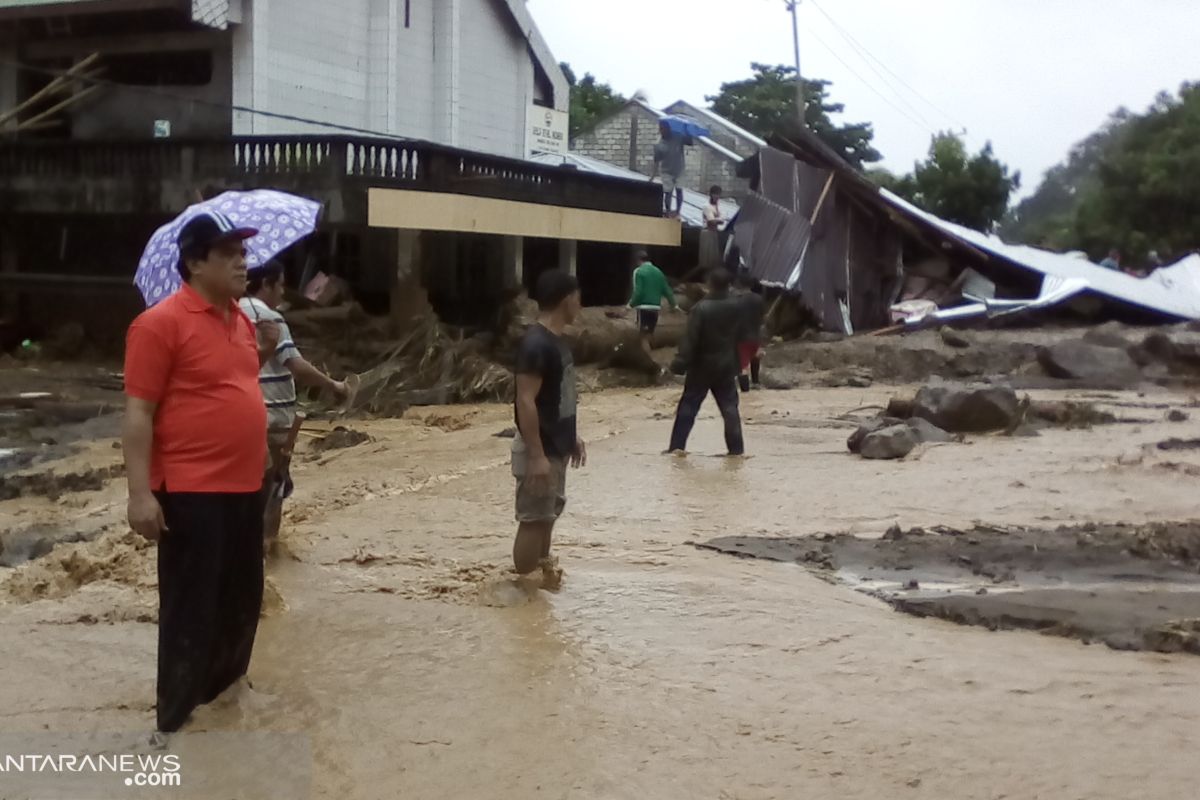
[786,0,805,129]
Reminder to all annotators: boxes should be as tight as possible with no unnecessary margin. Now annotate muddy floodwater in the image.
[3,384,1200,798]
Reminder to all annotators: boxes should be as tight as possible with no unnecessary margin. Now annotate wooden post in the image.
[503,235,524,291]
[558,239,577,277]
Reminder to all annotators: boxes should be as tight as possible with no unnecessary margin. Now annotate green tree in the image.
[1001,108,1134,248]
[706,63,881,169]
[891,132,1020,232]
[561,62,626,140]
[1070,85,1200,261]
[1007,85,1200,263]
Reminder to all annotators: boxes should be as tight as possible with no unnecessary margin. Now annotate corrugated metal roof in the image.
[530,151,739,230]
[880,190,1200,320]
[733,192,810,288]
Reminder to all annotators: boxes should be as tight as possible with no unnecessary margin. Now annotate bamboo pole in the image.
[3,119,63,133]
[0,53,101,128]
[12,84,101,132]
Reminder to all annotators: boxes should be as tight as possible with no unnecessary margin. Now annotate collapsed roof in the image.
[736,132,1200,329]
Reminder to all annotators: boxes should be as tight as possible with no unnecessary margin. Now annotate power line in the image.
[0,55,409,140]
[803,24,936,135]
[803,0,939,131]
[807,0,970,133]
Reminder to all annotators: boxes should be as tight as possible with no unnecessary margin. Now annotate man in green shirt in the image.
[628,250,678,358]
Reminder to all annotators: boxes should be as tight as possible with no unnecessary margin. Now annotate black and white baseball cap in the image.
[177,210,258,257]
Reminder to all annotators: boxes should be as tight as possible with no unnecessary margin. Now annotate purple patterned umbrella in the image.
[134,189,322,306]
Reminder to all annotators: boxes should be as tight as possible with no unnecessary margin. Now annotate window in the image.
[104,50,214,87]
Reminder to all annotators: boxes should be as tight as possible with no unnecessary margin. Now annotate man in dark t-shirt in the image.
[512,270,585,589]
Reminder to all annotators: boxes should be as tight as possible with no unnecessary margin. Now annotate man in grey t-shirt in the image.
[650,121,687,217]
[241,261,348,544]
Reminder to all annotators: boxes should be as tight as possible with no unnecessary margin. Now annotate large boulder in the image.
[912,383,1021,433]
[1037,340,1140,385]
[860,424,917,460]
[1137,330,1200,371]
[847,416,903,453]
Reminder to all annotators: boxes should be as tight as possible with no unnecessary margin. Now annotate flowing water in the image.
[2,387,1200,798]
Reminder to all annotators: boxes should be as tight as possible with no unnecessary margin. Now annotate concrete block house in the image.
[0,0,676,344]
[571,98,766,202]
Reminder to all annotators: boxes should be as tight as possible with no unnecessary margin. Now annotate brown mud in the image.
[5,365,1200,797]
[700,522,1200,654]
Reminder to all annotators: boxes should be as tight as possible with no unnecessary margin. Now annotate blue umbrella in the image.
[661,115,711,139]
[134,189,322,306]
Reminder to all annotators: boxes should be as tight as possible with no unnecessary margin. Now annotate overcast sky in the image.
[527,0,1199,197]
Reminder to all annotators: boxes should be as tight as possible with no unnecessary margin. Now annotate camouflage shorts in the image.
[511,437,567,523]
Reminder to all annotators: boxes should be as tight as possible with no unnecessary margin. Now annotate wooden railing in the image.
[0,135,662,217]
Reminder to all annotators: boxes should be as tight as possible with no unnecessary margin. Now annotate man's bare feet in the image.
[538,556,563,591]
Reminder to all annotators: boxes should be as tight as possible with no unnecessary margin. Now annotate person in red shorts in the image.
[122,211,278,733]
[735,273,765,392]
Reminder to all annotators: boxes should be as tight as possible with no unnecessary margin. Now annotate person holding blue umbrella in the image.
[650,120,688,218]
[123,210,280,732]
[649,116,710,218]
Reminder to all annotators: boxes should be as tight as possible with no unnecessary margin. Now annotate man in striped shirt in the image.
[240,261,348,542]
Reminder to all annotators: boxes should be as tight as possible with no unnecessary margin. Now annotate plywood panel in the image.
[368,188,680,246]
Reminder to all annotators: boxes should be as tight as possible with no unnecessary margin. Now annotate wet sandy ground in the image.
[3,385,1200,798]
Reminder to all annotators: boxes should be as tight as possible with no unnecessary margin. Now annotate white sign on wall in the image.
[527,106,569,157]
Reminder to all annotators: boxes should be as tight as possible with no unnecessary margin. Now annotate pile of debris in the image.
[766,323,1200,391]
[277,288,692,418]
[345,314,514,416]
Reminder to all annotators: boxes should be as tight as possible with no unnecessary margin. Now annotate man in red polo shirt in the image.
[123,211,277,733]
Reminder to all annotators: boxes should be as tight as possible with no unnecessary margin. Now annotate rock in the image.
[1082,322,1134,349]
[905,417,956,444]
[1037,340,1141,385]
[310,426,370,453]
[1168,409,1189,422]
[1135,330,1200,376]
[911,383,1021,433]
[847,417,902,454]
[941,329,971,349]
[821,368,873,388]
[760,372,800,391]
[886,397,914,419]
[859,424,917,460]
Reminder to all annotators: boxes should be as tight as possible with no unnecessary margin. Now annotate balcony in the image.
[0,135,663,221]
